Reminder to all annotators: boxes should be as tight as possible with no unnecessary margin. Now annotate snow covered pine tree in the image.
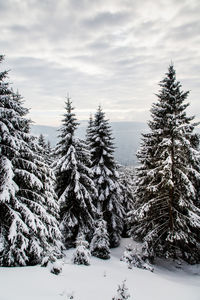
[38,134,53,165]
[129,64,200,264]
[38,133,47,151]
[118,167,135,237]
[90,216,110,259]
[72,231,91,265]
[54,97,97,248]
[0,56,63,267]
[86,114,93,146]
[112,280,130,300]
[88,106,124,248]
[38,133,48,162]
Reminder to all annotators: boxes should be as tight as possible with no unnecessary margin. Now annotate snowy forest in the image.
[0,55,200,299]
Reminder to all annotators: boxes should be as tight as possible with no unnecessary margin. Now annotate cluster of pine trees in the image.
[53,97,127,255]
[0,55,131,269]
[0,55,200,271]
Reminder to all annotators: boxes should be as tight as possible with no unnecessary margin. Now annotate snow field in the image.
[0,239,199,300]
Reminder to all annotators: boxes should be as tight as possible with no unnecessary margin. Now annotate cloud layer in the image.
[0,0,200,125]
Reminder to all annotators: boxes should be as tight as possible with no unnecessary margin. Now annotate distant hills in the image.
[31,121,148,166]
[31,122,200,166]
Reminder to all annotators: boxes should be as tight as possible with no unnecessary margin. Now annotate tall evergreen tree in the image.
[38,134,53,165]
[88,106,124,247]
[86,114,93,145]
[0,57,63,266]
[54,98,97,248]
[46,140,52,162]
[38,133,47,161]
[38,133,47,149]
[118,167,135,237]
[129,65,200,263]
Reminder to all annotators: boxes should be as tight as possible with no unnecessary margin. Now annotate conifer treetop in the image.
[62,97,79,134]
[55,97,79,157]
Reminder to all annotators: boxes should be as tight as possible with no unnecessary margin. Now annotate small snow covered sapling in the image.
[72,232,91,265]
[42,253,63,275]
[122,244,154,272]
[49,259,63,275]
[121,244,133,266]
[112,280,130,300]
[90,218,110,259]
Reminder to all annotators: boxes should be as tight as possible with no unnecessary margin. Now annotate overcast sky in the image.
[0,0,200,126]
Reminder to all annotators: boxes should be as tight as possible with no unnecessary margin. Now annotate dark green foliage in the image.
[88,107,124,247]
[129,65,200,263]
[54,98,96,248]
[38,134,53,165]
[118,166,135,237]
[72,232,91,265]
[0,56,63,266]
[90,217,110,259]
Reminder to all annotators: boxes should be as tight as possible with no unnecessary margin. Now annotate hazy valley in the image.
[31,121,148,166]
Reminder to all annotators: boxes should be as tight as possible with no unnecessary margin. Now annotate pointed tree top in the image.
[97,104,103,113]
[65,96,73,113]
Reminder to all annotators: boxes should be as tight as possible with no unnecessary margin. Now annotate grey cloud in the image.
[89,40,111,52]
[8,25,30,34]
[167,21,200,41]
[0,0,10,12]
[82,11,131,29]
[132,20,161,36]
[175,1,200,21]
[0,0,199,125]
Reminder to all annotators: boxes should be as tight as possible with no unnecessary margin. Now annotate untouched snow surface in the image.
[0,239,199,300]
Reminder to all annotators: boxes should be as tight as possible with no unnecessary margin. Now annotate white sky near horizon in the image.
[0,0,200,126]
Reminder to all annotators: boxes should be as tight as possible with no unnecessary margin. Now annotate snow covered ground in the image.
[0,239,199,300]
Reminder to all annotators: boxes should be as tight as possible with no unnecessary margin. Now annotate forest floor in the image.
[0,238,200,300]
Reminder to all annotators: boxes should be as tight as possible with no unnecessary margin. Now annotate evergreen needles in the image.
[129,64,200,263]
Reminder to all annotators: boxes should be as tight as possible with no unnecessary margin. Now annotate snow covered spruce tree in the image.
[118,167,135,237]
[36,145,63,268]
[54,98,97,248]
[72,232,91,265]
[112,280,130,300]
[38,133,53,165]
[121,243,154,272]
[37,134,63,272]
[38,133,47,150]
[0,57,63,267]
[88,106,124,247]
[129,64,200,264]
[86,114,94,145]
[0,55,17,261]
[12,92,63,269]
[38,133,48,159]
[90,216,110,259]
